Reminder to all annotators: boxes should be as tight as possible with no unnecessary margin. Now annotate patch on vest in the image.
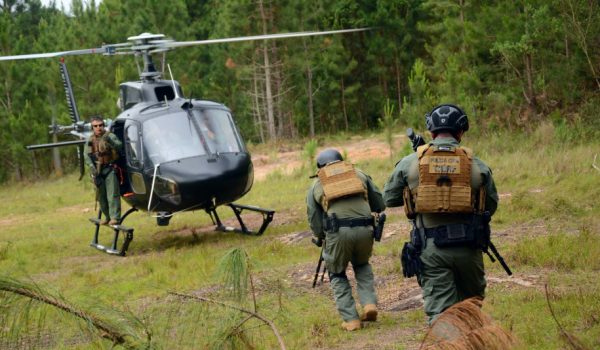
[318,161,366,210]
[428,156,461,174]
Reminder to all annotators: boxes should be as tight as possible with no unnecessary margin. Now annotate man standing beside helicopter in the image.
[84,116,123,226]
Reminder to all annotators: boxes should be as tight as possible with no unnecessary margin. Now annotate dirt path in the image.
[252,135,405,181]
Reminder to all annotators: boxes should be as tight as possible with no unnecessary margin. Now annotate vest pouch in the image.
[432,223,476,248]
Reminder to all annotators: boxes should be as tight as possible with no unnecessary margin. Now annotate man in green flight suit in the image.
[306,149,386,331]
[84,116,123,226]
[383,104,498,324]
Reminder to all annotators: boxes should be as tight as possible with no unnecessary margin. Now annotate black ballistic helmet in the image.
[316,148,343,168]
[425,104,469,133]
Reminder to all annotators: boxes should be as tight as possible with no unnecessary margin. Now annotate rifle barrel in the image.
[489,242,512,276]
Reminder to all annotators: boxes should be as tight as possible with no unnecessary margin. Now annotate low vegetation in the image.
[1,124,599,349]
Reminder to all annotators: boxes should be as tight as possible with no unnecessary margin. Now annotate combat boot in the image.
[360,304,378,322]
[108,219,119,226]
[341,319,361,331]
[99,219,109,225]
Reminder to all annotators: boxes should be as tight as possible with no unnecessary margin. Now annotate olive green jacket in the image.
[307,168,386,239]
[383,137,498,228]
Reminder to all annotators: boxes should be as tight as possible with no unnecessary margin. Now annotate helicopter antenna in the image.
[167,64,180,99]
[134,54,142,76]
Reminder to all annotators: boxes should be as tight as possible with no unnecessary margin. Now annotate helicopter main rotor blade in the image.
[0,44,131,62]
[163,28,371,49]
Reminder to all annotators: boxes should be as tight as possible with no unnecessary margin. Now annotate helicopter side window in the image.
[192,109,242,154]
[122,86,143,110]
[125,122,142,168]
[155,86,175,102]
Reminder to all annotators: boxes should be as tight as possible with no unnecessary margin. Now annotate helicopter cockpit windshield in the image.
[143,108,243,164]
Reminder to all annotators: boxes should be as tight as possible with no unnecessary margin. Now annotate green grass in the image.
[1,124,600,349]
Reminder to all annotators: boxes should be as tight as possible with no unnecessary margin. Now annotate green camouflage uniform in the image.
[383,136,498,323]
[307,168,386,322]
[84,132,123,222]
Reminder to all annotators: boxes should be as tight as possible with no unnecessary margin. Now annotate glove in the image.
[400,242,423,278]
[311,237,323,247]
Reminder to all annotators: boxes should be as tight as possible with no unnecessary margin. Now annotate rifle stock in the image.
[313,248,324,288]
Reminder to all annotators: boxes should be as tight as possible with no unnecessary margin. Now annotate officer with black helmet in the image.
[383,104,499,324]
[307,148,386,331]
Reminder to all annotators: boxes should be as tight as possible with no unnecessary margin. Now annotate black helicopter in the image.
[0,29,368,256]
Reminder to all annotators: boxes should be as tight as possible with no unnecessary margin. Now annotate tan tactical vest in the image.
[409,144,475,214]
[317,161,367,210]
[90,133,118,165]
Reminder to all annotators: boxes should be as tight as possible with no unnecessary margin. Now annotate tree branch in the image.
[544,284,589,350]
[169,291,286,350]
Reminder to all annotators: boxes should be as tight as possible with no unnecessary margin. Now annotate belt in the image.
[324,215,374,232]
[336,217,374,228]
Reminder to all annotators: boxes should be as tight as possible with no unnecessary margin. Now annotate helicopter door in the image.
[124,120,146,195]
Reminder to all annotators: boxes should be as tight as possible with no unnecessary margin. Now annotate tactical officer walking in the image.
[383,104,498,324]
[84,116,123,226]
[306,149,386,331]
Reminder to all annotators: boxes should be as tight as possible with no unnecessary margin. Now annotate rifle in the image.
[312,238,327,288]
[476,211,512,276]
[407,127,426,152]
[483,241,512,276]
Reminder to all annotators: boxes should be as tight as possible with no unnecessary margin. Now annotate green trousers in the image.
[98,167,121,222]
[325,227,377,322]
[418,237,486,324]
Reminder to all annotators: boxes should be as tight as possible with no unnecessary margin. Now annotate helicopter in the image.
[0,29,368,256]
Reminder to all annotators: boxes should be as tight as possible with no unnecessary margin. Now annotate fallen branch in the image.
[0,276,148,349]
[169,291,286,350]
[544,284,589,350]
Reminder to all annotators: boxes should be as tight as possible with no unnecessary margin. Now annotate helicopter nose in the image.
[154,152,253,209]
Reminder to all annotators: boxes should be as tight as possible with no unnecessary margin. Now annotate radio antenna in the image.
[167,64,180,99]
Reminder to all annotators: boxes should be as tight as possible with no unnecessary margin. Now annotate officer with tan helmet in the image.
[306,149,386,331]
[383,104,499,324]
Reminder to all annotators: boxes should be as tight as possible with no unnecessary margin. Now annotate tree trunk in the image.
[341,77,348,131]
[303,39,315,138]
[251,57,265,143]
[258,0,276,141]
[50,93,63,176]
[394,53,402,111]
[524,53,537,115]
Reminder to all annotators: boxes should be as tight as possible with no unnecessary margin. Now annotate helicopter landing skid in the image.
[89,207,138,256]
[207,203,275,235]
